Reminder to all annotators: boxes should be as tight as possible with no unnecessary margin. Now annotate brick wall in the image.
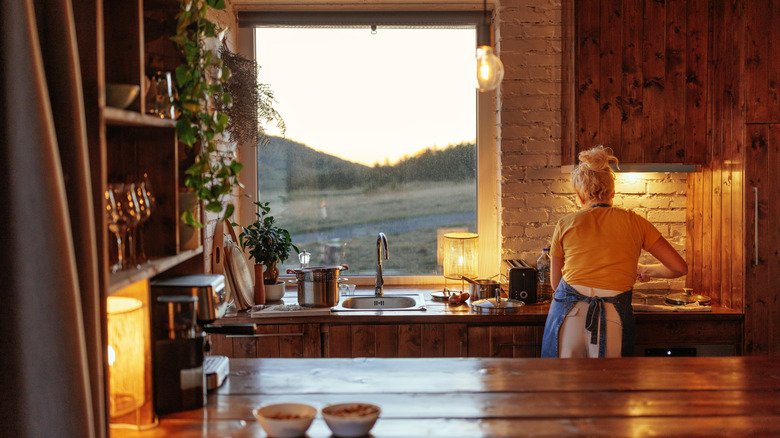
[497,0,687,290]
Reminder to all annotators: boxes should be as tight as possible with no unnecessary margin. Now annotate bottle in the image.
[537,248,552,302]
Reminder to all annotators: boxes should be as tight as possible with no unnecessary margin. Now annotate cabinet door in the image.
[467,325,543,358]
[563,0,708,164]
[323,324,468,358]
[745,1,780,124]
[208,323,321,358]
[745,125,780,355]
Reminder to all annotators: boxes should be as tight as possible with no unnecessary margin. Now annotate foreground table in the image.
[115,356,780,437]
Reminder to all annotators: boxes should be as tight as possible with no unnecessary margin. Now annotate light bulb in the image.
[475,46,504,92]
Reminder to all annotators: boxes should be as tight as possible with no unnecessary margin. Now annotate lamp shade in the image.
[442,232,478,280]
[107,296,145,418]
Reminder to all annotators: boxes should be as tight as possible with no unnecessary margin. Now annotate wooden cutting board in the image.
[224,223,254,310]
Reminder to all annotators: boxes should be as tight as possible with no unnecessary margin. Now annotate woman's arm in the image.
[637,236,688,281]
[551,255,564,290]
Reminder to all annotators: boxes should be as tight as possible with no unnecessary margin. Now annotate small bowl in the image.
[252,403,316,438]
[106,83,140,109]
[321,403,381,437]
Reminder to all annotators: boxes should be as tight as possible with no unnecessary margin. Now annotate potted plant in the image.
[236,201,299,303]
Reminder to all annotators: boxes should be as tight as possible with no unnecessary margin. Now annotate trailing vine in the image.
[171,0,239,227]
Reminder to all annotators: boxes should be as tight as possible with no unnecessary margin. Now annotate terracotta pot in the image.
[253,264,266,305]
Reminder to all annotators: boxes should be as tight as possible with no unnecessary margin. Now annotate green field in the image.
[271,180,477,275]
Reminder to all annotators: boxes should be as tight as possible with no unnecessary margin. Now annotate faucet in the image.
[375,232,389,297]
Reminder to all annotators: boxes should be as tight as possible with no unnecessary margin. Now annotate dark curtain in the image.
[0,0,104,437]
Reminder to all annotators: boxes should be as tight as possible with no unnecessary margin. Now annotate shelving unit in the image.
[74,0,207,430]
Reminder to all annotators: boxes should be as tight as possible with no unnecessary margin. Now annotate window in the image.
[238,12,498,284]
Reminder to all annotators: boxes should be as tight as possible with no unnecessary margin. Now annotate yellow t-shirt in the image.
[550,206,662,291]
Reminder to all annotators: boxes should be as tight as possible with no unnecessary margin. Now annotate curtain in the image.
[0,0,104,437]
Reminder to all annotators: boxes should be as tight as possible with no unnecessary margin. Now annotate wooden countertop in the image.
[219,286,742,325]
[114,356,780,437]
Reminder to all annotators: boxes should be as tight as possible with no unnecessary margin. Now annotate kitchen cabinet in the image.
[561,0,708,165]
[322,324,468,358]
[74,0,207,427]
[467,325,542,358]
[208,324,322,358]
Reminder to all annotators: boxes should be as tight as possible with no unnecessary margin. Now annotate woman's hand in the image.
[636,264,651,282]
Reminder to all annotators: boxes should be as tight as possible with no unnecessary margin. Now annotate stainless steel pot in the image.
[287,265,348,307]
[466,278,502,301]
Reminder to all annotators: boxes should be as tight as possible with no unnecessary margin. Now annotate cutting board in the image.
[250,305,331,318]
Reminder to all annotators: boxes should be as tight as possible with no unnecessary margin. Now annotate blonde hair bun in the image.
[571,145,619,203]
[577,145,618,171]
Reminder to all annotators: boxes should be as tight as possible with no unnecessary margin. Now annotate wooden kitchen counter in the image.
[220,286,742,325]
[113,356,780,437]
[208,286,743,358]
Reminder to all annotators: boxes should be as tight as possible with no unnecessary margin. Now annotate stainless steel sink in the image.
[331,294,426,311]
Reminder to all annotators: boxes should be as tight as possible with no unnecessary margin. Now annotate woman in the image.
[541,146,687,358]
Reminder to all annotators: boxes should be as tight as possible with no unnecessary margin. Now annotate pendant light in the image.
[475,0,504,92]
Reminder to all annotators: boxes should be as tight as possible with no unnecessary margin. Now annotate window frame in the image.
[236,11,499,285]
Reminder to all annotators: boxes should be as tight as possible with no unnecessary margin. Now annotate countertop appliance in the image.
[506,259,539,303]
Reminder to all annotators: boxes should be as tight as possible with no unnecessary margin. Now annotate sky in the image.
[254,27,477,166]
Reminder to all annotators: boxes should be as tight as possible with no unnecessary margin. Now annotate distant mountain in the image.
[258,136,475,193]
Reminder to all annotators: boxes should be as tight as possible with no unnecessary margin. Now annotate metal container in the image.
[287,265,348,307]
[151,274,227,324]
[467,279,502,301]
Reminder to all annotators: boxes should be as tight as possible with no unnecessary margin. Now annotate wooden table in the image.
[114,356,780,437]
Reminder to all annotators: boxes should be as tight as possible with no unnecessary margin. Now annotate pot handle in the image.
[286,269,298,274]
[340,264,349,271]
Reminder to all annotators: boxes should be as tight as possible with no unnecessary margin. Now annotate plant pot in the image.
[264,281,285,302]
[253,264,266,305]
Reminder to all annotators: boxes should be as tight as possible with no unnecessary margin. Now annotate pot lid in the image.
[665,288,711,306]
[287,264,349,273]
[471,297,525,314]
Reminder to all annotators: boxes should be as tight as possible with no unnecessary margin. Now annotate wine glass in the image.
[106,183,141,273]
[134,177,154,264]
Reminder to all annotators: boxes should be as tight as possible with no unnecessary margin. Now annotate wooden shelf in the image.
[104,106,176,128]
[108,247,203,294]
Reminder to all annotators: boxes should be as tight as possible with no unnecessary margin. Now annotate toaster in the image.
[507,259,539,303]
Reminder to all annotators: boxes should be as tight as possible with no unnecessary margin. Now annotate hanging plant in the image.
[171,0,239,228]
[218,43,286,148]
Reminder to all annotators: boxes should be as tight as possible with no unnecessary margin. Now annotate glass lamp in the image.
[475,0,504,92]
[443,232,478,293]
[107,296,146,418]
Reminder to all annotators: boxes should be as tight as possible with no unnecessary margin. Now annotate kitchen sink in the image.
[331,294,426,312]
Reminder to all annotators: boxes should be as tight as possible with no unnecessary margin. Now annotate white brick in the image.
[647,181,686,194]
[550,181,574,194]
[526,166,568,180]
[503,181,548,193]
[647,209,687,223]
[614,180,646,194]
[526,224,557,238]
[527,194,577,209]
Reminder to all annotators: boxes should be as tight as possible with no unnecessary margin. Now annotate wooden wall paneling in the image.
[352,325,376,357]
[207,334,232,357]
[376,324,399,357]
[640,0,666,163]
[745,125,769,355]
[231,335,258,358]
[575,0,601,152]
[103,0,143,112]
[663,0,687,162]
[444,324,468,357]
[620,0,643,161]
[422,324,445,357]
[685,0,709,164]
[468,326,490,357]
[599,0,622,154]
[324,325,352,358]
[398,325,422,357]
[136,127,178,258]
[745,0,780,123]
[562,0,576,165]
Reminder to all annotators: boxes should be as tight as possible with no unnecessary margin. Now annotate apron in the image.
[541,279,635,358]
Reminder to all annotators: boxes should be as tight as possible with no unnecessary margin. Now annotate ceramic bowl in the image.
[252,403,316,438]
[321,403,381,437]
[265,281,286,301]
[106,83,140,109]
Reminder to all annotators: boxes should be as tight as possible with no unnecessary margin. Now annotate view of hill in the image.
[258,136,476,193]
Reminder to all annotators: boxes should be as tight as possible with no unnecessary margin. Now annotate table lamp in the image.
[443,232,478,293]
[107,296,146,419]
